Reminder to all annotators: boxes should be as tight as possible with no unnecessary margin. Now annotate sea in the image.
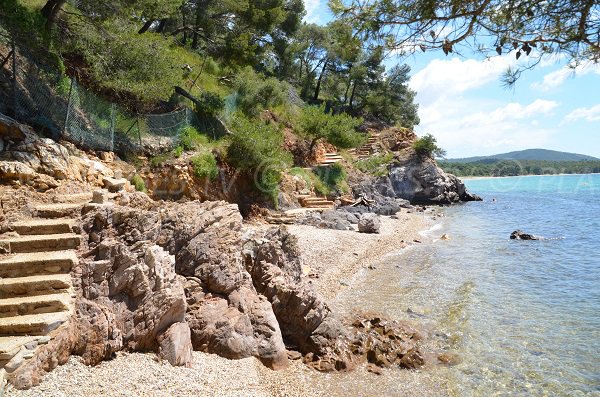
[312,174,600,396]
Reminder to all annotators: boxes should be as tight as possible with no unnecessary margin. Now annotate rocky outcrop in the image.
[387,153,481,204]
[0,116,134,192]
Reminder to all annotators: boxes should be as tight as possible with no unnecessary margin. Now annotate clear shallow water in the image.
[331,174,600,396]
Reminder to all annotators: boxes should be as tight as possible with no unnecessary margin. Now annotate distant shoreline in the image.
[460,173,600,180]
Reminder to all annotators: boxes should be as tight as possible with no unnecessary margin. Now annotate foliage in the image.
[226,115,292,201]
[178,126,210,151]
[130,174,146,192]
[314,163,349,194]
[298,105,364,149]
[440,160,600,178]
[289,167,329,196]
[412,134,447,158]
[191,152,219,180]
[233,68,289,117]
[330,0,600,82]
[195,92,225,117]
[355,152,394,176]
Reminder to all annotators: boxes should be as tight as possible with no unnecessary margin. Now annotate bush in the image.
[130,174,147,192]
[298,105,364,149]
[195,92,225,117]
[233,68,289,117]
[226,115,292,202]
[314,163,349,195]
[355,152,395,176]
[191,152,218,180]
[179,126,210,151]
[412,133,447,158]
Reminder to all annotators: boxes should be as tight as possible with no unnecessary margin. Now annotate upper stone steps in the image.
[34,203,83,219]
[0,294,71,318]
[0,233,80,254]
[0,312,69,336]
[51,192,93,204]
[0,250,77,278]
[0,274,72,298]
[11,219,75,235]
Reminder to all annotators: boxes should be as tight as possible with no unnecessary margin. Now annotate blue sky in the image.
[303,0,600,159]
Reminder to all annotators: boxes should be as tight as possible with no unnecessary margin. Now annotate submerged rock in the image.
[510,230,540,240]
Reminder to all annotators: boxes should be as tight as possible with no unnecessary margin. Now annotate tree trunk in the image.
[343,64,353,104]
[41,0,67,31]
[138,20,155,34]
[192,2,203,49]
[313,58,329,101]
[349,81,358,109]
[182,9,188,44]
[157,19,168,33]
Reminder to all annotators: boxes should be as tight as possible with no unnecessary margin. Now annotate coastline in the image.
[460,172,600,180]
[6,209,437,397]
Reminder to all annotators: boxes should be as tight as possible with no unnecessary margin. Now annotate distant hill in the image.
[446,149,599,163]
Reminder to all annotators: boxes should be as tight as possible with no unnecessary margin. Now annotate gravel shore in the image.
[6,209,435,397]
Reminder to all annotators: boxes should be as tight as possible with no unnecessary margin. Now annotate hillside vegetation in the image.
[446,149,599,163]
[439,160,600,177]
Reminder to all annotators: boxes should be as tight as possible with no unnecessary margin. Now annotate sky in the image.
[302,0,600,159]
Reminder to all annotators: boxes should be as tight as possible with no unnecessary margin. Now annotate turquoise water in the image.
[332,174,600,396]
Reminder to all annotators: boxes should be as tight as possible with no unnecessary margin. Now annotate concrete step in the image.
[0,336,38,360]
[52,192,92,204]
[0,250,77,278]
[0,233,80,254]
[0,312,69,336]
[11,219,75,235]
[35,203,82,219]
[0,294,71,318]
[0,274,72,298]
[319,159,342,165]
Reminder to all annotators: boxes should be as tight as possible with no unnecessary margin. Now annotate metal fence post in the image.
[62,77,74,139]
[11,37,17,118]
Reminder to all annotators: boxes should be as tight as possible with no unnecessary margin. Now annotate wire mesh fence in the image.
[0,28,193,154]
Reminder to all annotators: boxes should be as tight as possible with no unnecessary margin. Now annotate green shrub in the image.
[191,152,218,180]
[314,163,349,195]
[289,167,328,196]
[130,174,147,192]
[355,152,395,176]
[226,115,292,202]
[298,105,364,149]
[412,133,447,158]
[173,146,184,158]
[195,92,225,117]
[233,68,289,117]
[179,126,210,151]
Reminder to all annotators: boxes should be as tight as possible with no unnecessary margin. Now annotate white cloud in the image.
[531,61,600,91]
[410,56,512,94]
[303,0,322,23]
[414,95,559,157]
[564,104,600,123]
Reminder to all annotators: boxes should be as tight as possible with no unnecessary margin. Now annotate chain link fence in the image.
[0,28,193,154]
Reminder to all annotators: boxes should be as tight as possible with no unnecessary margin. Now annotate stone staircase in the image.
[317,152,344,167]
[296,193,335,209]
[0,195,86,377]
[349,133,381,160]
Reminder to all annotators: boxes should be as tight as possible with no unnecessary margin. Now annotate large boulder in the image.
[387,153,481,204]
[358,213,381,234]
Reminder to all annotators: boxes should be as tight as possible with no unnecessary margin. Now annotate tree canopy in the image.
[330,0,600,74]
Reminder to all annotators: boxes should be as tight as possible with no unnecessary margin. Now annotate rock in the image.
[366,363,383,375]
[287,350,302,360]
[4,351,24,373]
[384,152,481,204]
[158,322,193,367]
[0,114,29,142]
[510,230,540,240]
[92,190,108,204]
[102,177,126,192]
[440,233,450,240]
[0,161,36,183]
[358,213,380,234]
